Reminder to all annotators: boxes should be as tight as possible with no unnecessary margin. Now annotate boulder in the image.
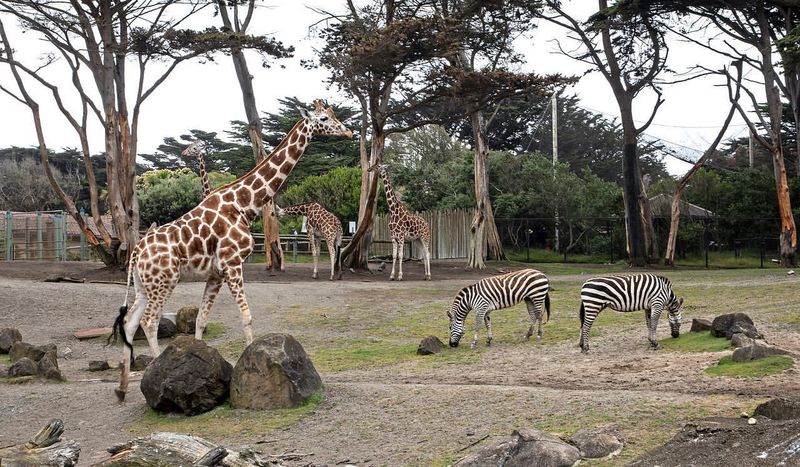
[230,333,321,410]
[689,319,712,333]
[134,319,177,340]
[7,357,37,377]
[0,328,22,353]
[9,342,57,364]
[454,437,519,467]
[37,351,63,381]
[417,335,446,355]
[711,313,760,339]
[569,429,623,459]
[176,305,201,334]
[730,333,755,348]
[731,341,788,362]
[753,398,800,421]
[88,360,111,372]
[508,428,581,467]
[140,336,232,415]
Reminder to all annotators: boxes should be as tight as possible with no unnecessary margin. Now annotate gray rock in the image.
[0,328,22,353]
[711,313,760,339]
[417,335,446,355]
[8,342,57,363]
[569,428,623,459]
[690,318,712,333]
[454,437,519,467]
[134,319,177,340]
[140,336,232,415]
[37,350,63,381]
[132,354,154,371]
[731,341,788,362]
[176,305,201,334]
[230,333,321,409]
[8,357,37,377]
[753,398,800,420]
[508,428,581,467]
[730,333,755,348]
[88,360,111,372]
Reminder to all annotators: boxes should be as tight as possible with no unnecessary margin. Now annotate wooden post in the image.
[36,211,43,260]
[552,93,560,253]
[79,208,87,261]
[5,211,12,261]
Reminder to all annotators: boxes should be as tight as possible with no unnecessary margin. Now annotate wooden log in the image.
[93,432,276,467]
[0,419,81,466]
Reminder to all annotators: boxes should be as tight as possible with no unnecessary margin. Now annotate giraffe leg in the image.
[194,275,224,340]
[397,241,405,281]
[116,284,147,403]
[421,238,431,280]
[224,264,255,345]
[313,236,322,280]
[389,240,398,281]
[309,232,319,280]
[327,238,337,281]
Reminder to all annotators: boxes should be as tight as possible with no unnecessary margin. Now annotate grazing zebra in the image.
[447,269,551,348]
[578,274,684,353]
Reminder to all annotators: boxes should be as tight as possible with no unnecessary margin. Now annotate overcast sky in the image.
[0,2,759,176]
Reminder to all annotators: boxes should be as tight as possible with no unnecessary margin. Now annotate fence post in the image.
[79,208,87,261]
[55,213,62,261]
[5,211,12,261]
[292,234,298,263]
[703,219,709,269]
[36,211,43,260]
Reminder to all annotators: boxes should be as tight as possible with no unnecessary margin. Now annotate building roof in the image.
[649,193,714,219]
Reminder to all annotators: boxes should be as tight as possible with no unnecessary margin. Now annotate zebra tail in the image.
[544,293,551,323]
[579,302,585,327]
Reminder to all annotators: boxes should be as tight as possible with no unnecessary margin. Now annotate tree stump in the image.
[0,419,81,466]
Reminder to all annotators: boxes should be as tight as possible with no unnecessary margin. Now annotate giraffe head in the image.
[181,140,206,160]
[275,205,285,217]
[298,100,353,138]
[366,163,389,177]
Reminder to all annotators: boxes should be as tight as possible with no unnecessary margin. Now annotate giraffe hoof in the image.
[115,388,126,403]
[424,276,431,281]
[389,277,395,281]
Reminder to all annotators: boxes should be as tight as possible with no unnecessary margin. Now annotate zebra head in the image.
[447,292,469,347]
[667,295,684,338]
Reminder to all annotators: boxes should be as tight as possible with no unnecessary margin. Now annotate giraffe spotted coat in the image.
[278,202,343,280]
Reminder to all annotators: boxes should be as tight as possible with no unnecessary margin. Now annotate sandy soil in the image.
[0,261,797,466]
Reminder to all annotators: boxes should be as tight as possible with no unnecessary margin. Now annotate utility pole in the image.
[552,92,559,252]
[748,130,754,168]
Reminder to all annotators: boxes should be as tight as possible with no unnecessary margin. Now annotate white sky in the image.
[0,2,760,176]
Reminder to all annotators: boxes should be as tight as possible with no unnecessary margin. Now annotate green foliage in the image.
[659,332,731,352]
[705,355,794,378]
[137,169,202,226]
[280,167,365,225]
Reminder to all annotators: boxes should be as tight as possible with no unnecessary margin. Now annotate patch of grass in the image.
[660,332,731,352]
[217,337,246,360]
[705,355,794,378]
[775,312,800,325]
[202,322,226,340]
[0,375,36,384]
[130,393,323,439]
[0,354,9,364]
[309,339,414,372]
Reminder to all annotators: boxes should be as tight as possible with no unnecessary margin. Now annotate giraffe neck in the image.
[283,203,312,216]
[234,120,313,219]
[197,155,211,198]
[380,171,405,219]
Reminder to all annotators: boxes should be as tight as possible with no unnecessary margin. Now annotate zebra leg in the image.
[485,313,492,346]
[648,305,663,350]
[524,298,543,340]
[397,241,405,281]
[580,305,600,353]
[472,309,486,349]
[389,240,398,281]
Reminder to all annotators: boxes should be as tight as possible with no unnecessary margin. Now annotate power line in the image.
[575,103,748,130]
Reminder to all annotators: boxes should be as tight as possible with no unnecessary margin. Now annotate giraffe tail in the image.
[108,250,136,361]
[544,292,551,324]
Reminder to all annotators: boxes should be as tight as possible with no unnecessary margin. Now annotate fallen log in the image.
[93,432,280,466]
[0,419,80,466]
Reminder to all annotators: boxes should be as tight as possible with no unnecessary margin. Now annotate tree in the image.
[0,158,79,211]
[137,168,235,227]
[280,167,367,225]
[540,0,670,266]
[143,130,254,176]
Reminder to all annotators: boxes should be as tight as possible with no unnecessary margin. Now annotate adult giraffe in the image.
[369,163,431,281]
[277,202,343,280]
[112,101,352,401]
[181,140,212,198]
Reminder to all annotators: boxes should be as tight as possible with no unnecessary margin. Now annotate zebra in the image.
[447,269,551,348]
[578,273,684,353]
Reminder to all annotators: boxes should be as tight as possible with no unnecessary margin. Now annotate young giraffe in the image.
[181,139,212,198]
[369,163,431,281]
[112,100,352,401]
[277,202,343,280]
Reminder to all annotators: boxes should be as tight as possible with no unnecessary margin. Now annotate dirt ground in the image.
[0,260,798,466]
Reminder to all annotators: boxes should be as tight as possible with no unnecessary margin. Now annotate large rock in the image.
[455,437,519,467]
[88,360,111,372]
[690,319,712,333]
[0,328,22,353]
[731,341,788,362]
[455,429,580,467]
[37,350,63,381]
[417,335,445,355]
[9,342,57,364]
[230,333,322,410]
[7,357,37,377]
[140,336,232,415]
[134,319,177,340]
[730,333,755,348]
[753,398,800,421]
[176,305,202,334]
[711,313,760,339]
[569,429,623,459]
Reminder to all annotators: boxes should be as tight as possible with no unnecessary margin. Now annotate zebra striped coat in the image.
[578,274,684,353]
[448,269,550,348]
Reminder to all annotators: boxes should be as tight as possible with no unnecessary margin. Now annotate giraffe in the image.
[181,140,212,198]
[277,202,343,280]
[111,100,352,402]
[369,163,431,281]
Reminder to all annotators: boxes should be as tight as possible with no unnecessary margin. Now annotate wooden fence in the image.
[370,208,472,259]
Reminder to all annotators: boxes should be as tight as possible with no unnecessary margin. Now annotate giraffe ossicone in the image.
[111,100,352,402]
[277,202,343,280]
[368,163,431,281]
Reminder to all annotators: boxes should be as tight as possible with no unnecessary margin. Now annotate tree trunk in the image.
[621,130,647,267]
[0,419,81,466]
[639,175,657,261]
[467,111,505,269]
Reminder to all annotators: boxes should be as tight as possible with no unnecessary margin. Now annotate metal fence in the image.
[0,210,75,261]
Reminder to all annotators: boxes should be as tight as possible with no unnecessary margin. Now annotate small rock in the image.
[7,357,37,377]
[731,341,788,362]
[689,318,712,333]
[731,333,755,348]
[753,398,800,421]
[748,417,757,425]
[711,313,760,339]
[62,347,72,359]
[417,335,446,355]
[134,319,177,340]
[740,412,749,418]
[0,328,22,353]
[8,342,57,363]
[88,360,111,372]
[569,428,623,459]
[37,351,63,381]
[132,354,154,371]
[176,305,202,334]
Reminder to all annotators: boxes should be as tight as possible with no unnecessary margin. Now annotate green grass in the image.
[203,322,227,340]
[0,354,9,365]
[0,375,36,384]
[660,332,731,352]
[130,393,324,439]
[774,312,800,325]
[705,355,794,378]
